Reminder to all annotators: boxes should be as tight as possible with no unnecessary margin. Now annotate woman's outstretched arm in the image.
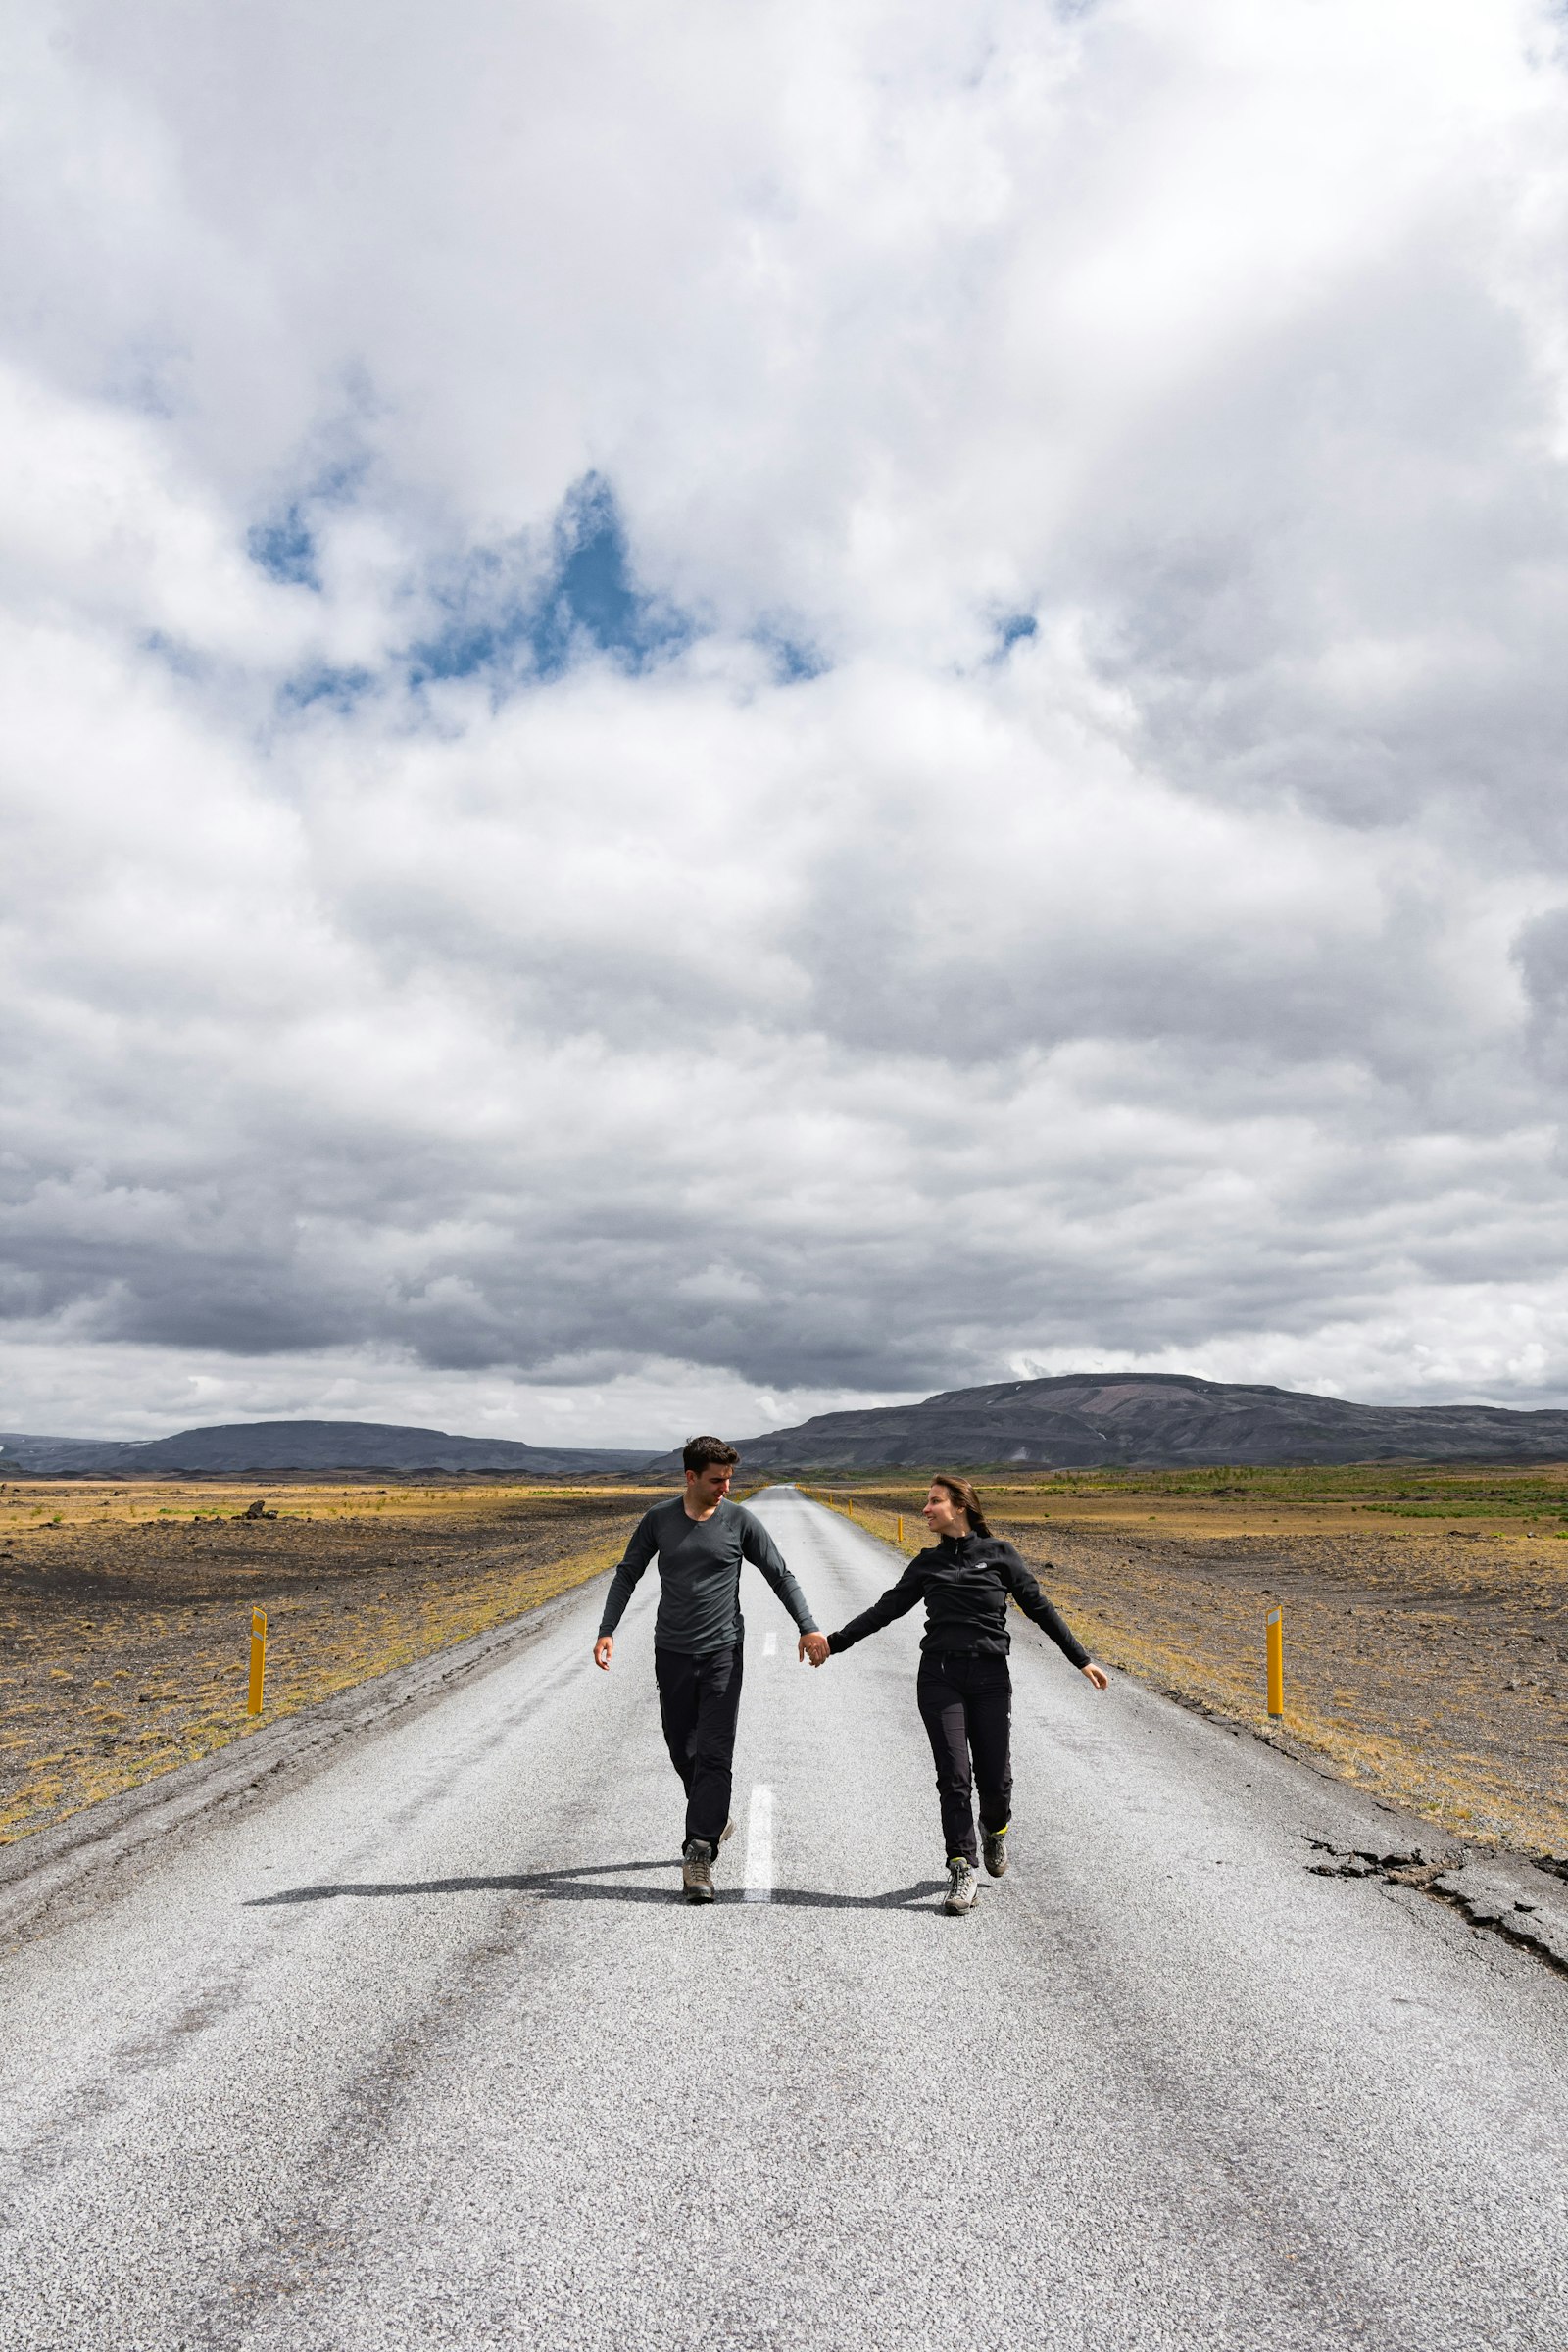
[819,1559,927,1659]
[997,1545,1094,1668]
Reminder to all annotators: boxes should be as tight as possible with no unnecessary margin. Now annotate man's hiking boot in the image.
[982,1825,1010,1879]
[943,1857,979,1916]
[682,1838,715,1903]
[679,1819,733,1903]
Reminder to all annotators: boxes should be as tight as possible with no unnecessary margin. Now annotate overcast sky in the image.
[5,0,1568,1446]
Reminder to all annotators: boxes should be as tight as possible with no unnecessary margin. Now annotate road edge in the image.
[0,1569,607,1952]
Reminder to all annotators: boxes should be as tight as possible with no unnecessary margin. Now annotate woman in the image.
[814,1474,1108,1915]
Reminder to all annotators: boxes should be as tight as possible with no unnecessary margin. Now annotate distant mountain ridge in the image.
[0,1419,661,1479]
[669,1372,1568,1471]
[9,1373,1568,1481]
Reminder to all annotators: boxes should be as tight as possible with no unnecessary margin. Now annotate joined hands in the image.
[597,1631,830,1669]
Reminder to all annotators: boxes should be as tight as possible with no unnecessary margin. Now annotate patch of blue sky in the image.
[278,663,377,713]
[246,455,371,593]
[752,624,828,684]
[140,630,213,683]
[997,612,1039,652]
[408,473,694,693]
[248,504,319,589]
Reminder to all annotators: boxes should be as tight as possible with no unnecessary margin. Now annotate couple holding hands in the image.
[593,1436,1108,1914]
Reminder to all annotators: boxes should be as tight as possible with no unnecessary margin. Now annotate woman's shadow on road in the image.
[246,1860,949,1912]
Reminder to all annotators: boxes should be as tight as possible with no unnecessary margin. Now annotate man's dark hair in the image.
[683,1434,741,1475]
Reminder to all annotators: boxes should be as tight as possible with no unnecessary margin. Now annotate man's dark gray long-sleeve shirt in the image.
[597,1496,818,1656]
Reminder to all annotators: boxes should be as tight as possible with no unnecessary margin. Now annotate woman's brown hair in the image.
[930,1473,992,1537]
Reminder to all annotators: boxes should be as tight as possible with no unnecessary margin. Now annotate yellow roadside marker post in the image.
[1266,1605,1284,1721]
[897,1514,904,1544]
[248,1606,268,1716]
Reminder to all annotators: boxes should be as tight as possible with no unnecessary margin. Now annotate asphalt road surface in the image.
[2,1489,1565,2351]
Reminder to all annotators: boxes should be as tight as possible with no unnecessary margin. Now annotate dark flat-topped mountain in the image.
[0,1419,661,1479]
[664,1372,1568,1472]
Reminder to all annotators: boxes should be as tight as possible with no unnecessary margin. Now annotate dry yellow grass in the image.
[817,1472,1568,1862]
[0,1480,662,1842]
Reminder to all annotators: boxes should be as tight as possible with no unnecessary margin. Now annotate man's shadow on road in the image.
[246,1859,949,1912]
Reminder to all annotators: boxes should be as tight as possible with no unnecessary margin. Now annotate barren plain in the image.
[0,1481,652,1842]
[6,1464,1567,1870]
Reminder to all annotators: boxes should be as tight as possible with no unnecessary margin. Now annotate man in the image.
[594,1436,828,1902]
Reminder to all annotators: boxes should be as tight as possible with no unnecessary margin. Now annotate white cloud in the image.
[4,0,1568,1443]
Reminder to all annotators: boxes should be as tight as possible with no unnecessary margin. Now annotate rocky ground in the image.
[0,1482,653,1842]
[826,1479,1568,1865]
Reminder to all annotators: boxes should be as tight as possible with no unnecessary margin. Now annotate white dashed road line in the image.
[743,1782,774,1903]
[762,1627,778,1658]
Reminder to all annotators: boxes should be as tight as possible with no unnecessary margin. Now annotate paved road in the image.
[2,1489,1565,2351]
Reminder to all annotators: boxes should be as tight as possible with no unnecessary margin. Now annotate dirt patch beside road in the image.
[0,1482,659,1843]
[819,1473,1568,1865]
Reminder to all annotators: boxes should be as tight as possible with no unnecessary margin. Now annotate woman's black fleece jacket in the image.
[826,1532,1092,1667]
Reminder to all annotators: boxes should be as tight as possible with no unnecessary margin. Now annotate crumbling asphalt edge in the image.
[1000,1562,1568,1983]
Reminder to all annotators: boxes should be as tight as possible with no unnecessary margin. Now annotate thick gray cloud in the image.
[4,0,1568,1445]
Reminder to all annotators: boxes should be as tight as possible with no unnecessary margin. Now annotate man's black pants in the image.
[655,1638,744,1849]
[916,1651,1012,1867]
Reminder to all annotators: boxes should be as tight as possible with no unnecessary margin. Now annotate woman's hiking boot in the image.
[943,1857,979,1915]
[982,1825,1010,1878]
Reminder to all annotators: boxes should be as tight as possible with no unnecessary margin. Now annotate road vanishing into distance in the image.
[1,1489,1565,2351]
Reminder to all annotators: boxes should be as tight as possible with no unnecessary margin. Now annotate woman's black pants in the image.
[916,1651,1012,1866]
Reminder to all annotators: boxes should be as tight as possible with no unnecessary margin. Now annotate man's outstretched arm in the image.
[593,1510,660,1670]
[738,1514,828,1663]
